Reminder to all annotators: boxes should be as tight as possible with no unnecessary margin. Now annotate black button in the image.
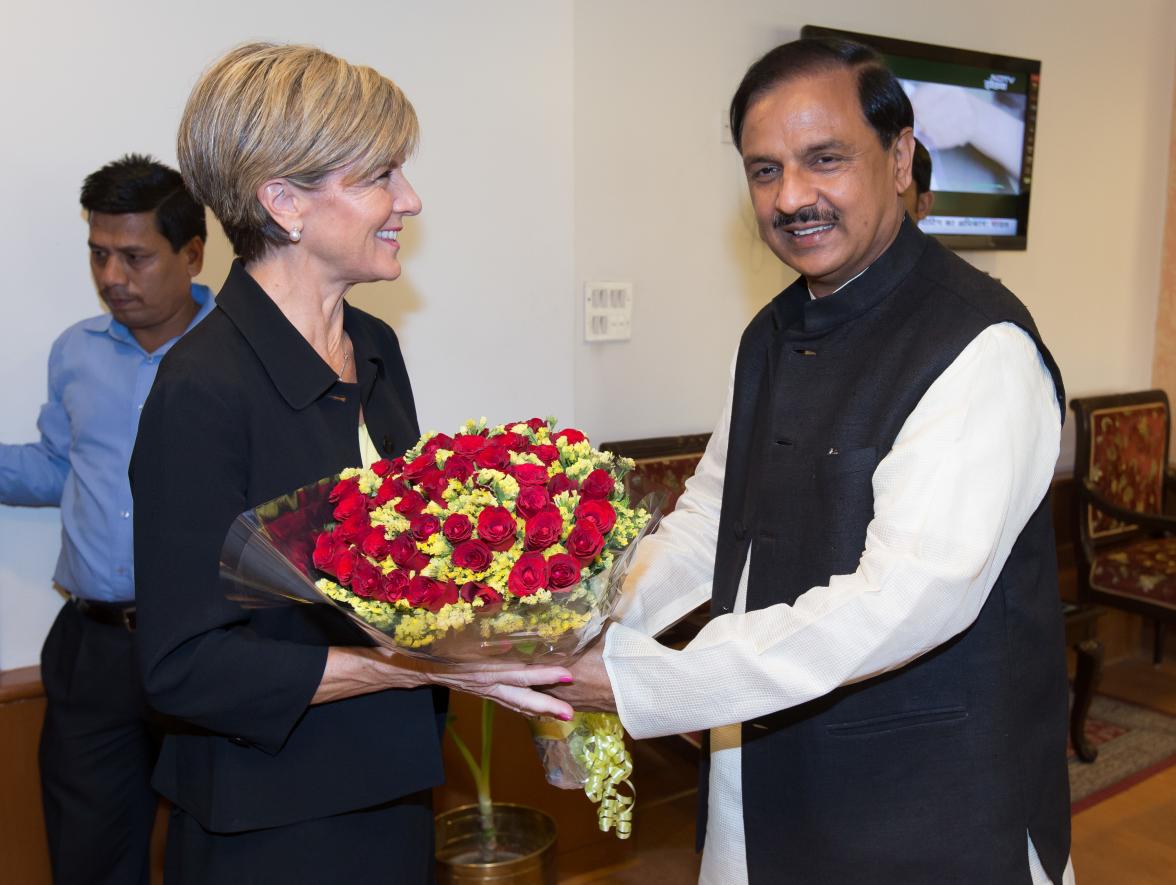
[228,737,249,747]
[775,438,794,446]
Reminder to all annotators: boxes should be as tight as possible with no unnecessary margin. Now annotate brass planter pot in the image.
[435,803,557,884]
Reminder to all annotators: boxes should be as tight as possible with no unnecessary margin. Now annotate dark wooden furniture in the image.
[1063,603,1105,762]
[1070,390,1176,664]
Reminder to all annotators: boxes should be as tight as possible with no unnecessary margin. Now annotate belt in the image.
[70,595,137,631]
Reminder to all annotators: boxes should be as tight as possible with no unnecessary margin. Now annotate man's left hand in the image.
[545,634,617,713]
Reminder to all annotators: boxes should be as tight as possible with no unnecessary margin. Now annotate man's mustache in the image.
[773,207,840,228]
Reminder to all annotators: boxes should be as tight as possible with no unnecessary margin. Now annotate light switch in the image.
[584,282,633,342]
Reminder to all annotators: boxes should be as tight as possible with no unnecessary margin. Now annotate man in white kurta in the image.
[554,36,1075,884]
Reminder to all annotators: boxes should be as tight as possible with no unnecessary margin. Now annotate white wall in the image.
[2,0,1174,667]
[0,0,574,668]
[572,0,1176,448]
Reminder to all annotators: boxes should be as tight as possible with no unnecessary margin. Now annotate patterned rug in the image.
[1068,694,1176,812]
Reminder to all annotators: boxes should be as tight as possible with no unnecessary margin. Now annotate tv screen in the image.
[801,25,1040,251]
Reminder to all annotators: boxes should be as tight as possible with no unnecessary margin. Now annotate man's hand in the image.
[545,637,617,713]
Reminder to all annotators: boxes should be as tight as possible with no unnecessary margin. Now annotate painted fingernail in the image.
[559,676,574,684]
[560,712,574,721]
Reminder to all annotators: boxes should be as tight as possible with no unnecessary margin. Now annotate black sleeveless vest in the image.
[706,220,1070,884]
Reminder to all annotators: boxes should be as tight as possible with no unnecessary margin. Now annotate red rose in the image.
[451,539,493,572]
[334,549,358,585]
[497,431,527,452]
[580,469,615,501]
[474,445,510,471]
[379,569,410,602]
[443,454,475,483]
[556,428,586,445]
[422,433,454,456]
[515,485,551,520]
[371,459,393,477]
[333,490,368,522]
[336,512,370,544]
[403,453,436,481]
[566,522,605,564]
[548,473,578,497]
[452,434,488,455]
[476,506,518,551]
[394,490,427,516]
[329,477,360,503]
[409,513,441,542]
[524,507,564,552]
[508,552,549,596]
[312,532,344,574]
[460,582,504,606]
[442,513,473,544]
[406,576,458,612]
[512,463,550,487]
[522,418,546,432]
[360,527,393,560]
[547,553,583,591]
[351,557,382,598]
[531,444,559,464]
[389,533,428,571]
[419,470,450,506]
[389,457,406,472]
[574,499,617,535]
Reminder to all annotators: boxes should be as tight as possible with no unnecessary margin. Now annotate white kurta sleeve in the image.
[604,322,1061,740]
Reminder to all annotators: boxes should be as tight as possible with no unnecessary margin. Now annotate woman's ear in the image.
[256,178,302,234]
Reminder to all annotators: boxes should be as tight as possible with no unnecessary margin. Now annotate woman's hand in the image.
[313,647,574,720]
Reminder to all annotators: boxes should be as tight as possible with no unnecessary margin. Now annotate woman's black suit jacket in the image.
[131,261,445,833]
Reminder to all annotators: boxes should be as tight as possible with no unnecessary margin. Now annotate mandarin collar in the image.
[771,216,929,339]
[215,260,384,410]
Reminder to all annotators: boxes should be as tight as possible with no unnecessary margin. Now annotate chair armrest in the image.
[1080,479,1176,533]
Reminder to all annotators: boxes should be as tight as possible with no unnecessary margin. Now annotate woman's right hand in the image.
[313,646,574,720]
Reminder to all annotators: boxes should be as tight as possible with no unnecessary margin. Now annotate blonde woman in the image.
[130,43,572,882]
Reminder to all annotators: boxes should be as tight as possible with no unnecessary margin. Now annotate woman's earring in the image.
[289,226,302,243]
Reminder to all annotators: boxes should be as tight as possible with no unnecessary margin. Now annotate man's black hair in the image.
[729,37,914,153]
[911,139,933,195]
[80,154,207,251]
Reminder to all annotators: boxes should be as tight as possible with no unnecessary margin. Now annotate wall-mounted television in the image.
[801,25,1040,251]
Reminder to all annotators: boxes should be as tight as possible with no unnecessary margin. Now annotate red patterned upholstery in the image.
[1089,538,1176,612]
[625,455,703,513]
[1085,403,1168,539]
[1071,391,1176,661]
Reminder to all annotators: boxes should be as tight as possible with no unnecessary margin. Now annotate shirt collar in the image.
[86,283,215,354]
[215,259,385,411]
[772,216,928,338]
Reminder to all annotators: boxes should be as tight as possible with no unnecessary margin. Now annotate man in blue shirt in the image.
[0,155,213,885]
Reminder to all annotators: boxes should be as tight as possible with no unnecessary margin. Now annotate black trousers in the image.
[163,791,435,884]
[39,600,159,885]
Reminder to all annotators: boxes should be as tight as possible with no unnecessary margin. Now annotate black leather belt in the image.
[71,596,137,631]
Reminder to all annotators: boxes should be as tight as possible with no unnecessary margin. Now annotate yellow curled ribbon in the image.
[579,712,636,839]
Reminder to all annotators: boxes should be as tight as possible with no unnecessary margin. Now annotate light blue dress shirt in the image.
[0,284,214,603]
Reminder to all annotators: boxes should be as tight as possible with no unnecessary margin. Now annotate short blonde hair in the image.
[178,42,418,262]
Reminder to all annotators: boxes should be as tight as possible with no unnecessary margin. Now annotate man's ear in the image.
[892,128,915,196]
[256,179,302,235]
[182,236,205,278]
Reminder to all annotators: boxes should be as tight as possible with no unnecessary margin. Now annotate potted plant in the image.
[435,699,558,884]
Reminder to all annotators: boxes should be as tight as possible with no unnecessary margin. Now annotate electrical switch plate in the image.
[584,281,633,342]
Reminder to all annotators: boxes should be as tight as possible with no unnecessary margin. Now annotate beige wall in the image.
[1152,60,1176,402]
[573,1,1176,453]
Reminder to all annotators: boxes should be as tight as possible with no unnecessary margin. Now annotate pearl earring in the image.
[289,226,302,243]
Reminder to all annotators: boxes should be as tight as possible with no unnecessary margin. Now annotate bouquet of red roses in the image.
[219,417,656,838]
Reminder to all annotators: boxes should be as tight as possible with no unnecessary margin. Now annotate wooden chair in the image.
[1070,390,1176,665]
